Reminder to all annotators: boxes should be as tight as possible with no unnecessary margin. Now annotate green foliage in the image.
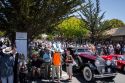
[57,17,89,39]
[104,19,125,28]
[0,0,81,39]
[0,31,6,36]
[47,34,54,41]
[78,0,106,42]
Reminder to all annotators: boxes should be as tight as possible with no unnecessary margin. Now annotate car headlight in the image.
[106,60,111,66]
[95,60,100,66]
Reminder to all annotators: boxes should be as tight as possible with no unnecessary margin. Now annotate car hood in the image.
[79,52,96,60]
[101,56,112,60]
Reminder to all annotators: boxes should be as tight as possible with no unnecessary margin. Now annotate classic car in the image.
[67,47,92,57]
[102,54,125,73]
[74,52,117,82]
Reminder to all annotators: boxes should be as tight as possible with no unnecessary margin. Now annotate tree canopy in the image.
[0,0,81,39]
[104,19,125,28]
[56,17,89,40]
[78,0,106,42]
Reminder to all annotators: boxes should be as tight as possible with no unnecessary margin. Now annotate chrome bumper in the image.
[94,73,117,78]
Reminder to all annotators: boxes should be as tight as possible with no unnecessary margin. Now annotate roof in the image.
[105,27,125,36]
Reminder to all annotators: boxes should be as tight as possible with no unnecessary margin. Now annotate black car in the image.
[67,47,117,82]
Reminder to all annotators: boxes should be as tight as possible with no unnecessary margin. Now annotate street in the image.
[61,71,125,83]
[39,71,125,83]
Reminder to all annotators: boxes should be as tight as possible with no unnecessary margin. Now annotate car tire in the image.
[122,66,125,73]
[83,66,94,82]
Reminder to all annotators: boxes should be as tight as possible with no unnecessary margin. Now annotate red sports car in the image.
[102,54,125,73]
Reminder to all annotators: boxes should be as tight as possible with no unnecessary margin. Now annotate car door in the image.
[117,56,123,69]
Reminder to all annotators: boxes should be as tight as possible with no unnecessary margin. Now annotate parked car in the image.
[102,54,125,73]
[74,52,117,82]
[67,47,92,57]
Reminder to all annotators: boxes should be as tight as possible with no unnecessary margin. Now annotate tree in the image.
[78,0,105,43]
[105,19,125,28]
[0,31,6,37]
[56,17,89,41]
[0,0,81,40]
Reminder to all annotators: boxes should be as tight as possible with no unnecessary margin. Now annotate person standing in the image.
[52,49,61,83]
[122,45,125,55]
[11,47,19,83]
[108,45,114,55]
[0,47,15,83]
[115,43,121,54]
[65,50,73,80]
[42,48,51,79]
[0,47,4,83]
[18,54,28,83]
[96,44,103,56]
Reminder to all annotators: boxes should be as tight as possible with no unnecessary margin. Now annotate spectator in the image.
[108,45,114,54]
[0,47,14,83]
[0,47,4,82]
[52,49,61,83]
[31,53,42,78]
[11,46,19,83]
[19,54,28,83]
[102,45,108,55]
[96,44,103,56]
[122,45,125,55]
[65,50,73,80]
[42,48,51,79]
[115,43,121,54]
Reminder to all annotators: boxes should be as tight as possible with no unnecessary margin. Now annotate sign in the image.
[16,32,27,40]
[16,32,27,59]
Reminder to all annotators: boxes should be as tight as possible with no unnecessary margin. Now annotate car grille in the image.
[97,65,112,74]
[97,65,105,74]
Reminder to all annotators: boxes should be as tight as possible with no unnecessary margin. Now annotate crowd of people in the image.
[0,40,67,83]
[1,38,125,83]
[28,41,67,83]
[93,43,125,56]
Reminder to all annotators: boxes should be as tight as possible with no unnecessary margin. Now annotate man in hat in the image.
[0,47,14,83]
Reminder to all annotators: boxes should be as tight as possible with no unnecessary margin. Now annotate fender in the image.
[83,62,96,71]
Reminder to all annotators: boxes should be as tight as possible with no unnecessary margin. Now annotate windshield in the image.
[77,49,89,52]
[96,56,105,65]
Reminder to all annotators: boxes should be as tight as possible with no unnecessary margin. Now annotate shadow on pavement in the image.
[117,70,125,75]
[73,72,115,83]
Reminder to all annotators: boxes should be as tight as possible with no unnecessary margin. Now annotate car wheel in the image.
[123,66,125,73]
[83,66,94,82]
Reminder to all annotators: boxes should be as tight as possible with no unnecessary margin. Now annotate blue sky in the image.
[100,0,125,22]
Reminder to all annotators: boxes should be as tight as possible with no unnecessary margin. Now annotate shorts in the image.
[66,64,73,76]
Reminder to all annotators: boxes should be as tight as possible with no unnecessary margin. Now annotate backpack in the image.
[43,53,50,62]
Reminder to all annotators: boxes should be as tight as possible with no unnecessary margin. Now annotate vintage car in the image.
[102,54,125,73]
[66,47,92,57]
[66,47,117,81]
[67,52,117,82]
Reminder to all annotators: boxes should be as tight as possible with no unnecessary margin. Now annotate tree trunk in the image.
[91,27,95,44]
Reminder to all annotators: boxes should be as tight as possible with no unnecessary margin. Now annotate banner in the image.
[16,32,27,59]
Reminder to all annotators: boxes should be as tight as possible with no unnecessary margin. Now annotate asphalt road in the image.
[62,71,125,83]
[30,71,125,83]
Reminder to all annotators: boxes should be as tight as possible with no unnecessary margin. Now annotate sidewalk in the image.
[41,71,81,83]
